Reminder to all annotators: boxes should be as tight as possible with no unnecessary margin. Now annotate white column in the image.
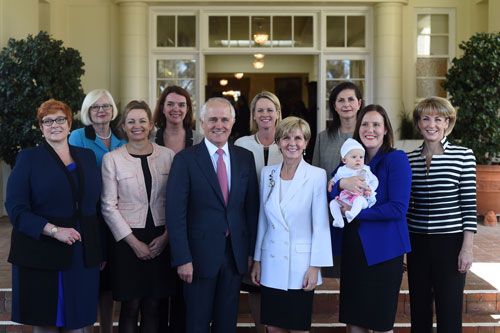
[373,2,403,132]
[118,2,148,108]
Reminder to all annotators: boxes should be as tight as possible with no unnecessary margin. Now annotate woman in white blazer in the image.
[251,116,333,333]
[235,91,283,333]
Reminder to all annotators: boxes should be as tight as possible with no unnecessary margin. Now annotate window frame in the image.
[414,8,456,102]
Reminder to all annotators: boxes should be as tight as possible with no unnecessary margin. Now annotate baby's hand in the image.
[327,180,335,193]
[363,189,372,197]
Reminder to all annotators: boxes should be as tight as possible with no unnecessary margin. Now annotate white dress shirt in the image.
[204,138,231,190]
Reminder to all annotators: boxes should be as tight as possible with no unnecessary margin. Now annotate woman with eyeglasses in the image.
[69,89,126,166]
[69,89,126,333]
[6,99,103,333]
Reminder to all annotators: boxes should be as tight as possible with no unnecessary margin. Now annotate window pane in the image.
[416,78,446,98]
[157,80,178,97]
[252,16,271,47]
[326,60,365,79]
[417,14,431,35]
[176,60,196,78]
[430,36,448,55]
[273,16,292,47]
[157,16,175,47]
[347,16,365,47]
[230,16,249,47]
[157,60,196,79]
[178,16,196,47]
[209,16,228,47]
[431,14,448,34]
[157,60,176,78]
[294,16,313,47]
[418,35,448,56]
[326,16,345,47]
[416,58,447,77]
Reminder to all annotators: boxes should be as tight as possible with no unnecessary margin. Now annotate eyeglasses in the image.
[42,116,68,127]
[89,104,112,112]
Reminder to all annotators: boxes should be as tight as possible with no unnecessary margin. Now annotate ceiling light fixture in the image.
[253,33,269,45]
[253,60,264,70]
[219,79,228,86]
[234,73,244,79]
[254,53,265,60]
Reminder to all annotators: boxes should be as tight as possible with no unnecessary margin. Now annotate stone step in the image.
[238,290,500,315]
[2,313,500,333]
[2,288,500,332]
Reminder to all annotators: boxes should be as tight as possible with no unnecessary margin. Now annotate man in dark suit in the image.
[166,97,259,332]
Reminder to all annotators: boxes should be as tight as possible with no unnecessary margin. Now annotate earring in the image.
[303,150,306,156]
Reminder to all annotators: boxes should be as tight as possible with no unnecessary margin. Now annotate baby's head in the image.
[341,138,365,170]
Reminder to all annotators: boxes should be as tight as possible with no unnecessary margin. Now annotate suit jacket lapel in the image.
[195,143,226,206]
[264,163,289,230]
[280,159,308,212]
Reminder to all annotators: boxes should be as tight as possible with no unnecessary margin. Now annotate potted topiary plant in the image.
[0,31,85,168]
[442,31,500,216]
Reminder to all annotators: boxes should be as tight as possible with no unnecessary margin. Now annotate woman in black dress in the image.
[101,100,175,332]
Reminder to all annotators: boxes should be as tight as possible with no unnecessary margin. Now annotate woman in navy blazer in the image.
[6,100,102,332]
[330,105,412,332]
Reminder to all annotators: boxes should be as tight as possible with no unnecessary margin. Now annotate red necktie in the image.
[216,149,229,205]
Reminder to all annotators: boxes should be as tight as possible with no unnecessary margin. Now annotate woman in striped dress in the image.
[407,96,477,332]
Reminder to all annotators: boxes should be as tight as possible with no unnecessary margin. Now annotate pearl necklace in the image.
[255,133,271,148]
[96,130,112,140]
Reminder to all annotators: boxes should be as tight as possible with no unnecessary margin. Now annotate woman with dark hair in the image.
[331,105,412,332]
[312,82,363,178]
[6,99,102,333]
[101,100,175,333]
[153,85,204,153]
[153,86,203,331]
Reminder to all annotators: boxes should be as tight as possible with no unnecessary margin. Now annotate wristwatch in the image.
[50,226,58,237]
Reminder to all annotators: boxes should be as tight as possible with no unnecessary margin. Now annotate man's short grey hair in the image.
[200,97,236,120]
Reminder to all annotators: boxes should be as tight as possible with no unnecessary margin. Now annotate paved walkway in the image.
[1,216,500,291]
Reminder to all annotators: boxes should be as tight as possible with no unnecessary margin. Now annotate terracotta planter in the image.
[476,165,500,215]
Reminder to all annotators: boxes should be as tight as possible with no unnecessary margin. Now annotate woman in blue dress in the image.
[6,99,102,333]
[69,89,126,333]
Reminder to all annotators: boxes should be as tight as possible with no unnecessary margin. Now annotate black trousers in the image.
[183,237,242,333]
[407,233,466,333]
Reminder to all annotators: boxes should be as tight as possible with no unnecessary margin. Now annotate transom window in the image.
[326,15,366,47]
[208,15,313,48]
[157,15,196,47]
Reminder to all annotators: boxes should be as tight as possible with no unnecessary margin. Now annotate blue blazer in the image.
[165,142,259,278]
[69,126,126,168]
[5,144,102,269]
[331,149,412,266]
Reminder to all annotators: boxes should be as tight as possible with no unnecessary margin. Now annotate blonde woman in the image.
[234,91,283,332]
[252,117,333,333]
[69,89,125,333]
[407,97,476,332]
[101,101,175,332]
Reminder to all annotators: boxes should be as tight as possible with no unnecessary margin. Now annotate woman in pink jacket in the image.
[101,100,175,332]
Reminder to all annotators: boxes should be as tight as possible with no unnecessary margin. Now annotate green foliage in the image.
[399,106,420,140]
[442,32,500,164]
[0,31,85,167]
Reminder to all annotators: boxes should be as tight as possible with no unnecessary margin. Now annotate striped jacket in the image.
[407,137,477,234]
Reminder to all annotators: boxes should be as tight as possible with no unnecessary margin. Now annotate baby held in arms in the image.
[329,138,378,228]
